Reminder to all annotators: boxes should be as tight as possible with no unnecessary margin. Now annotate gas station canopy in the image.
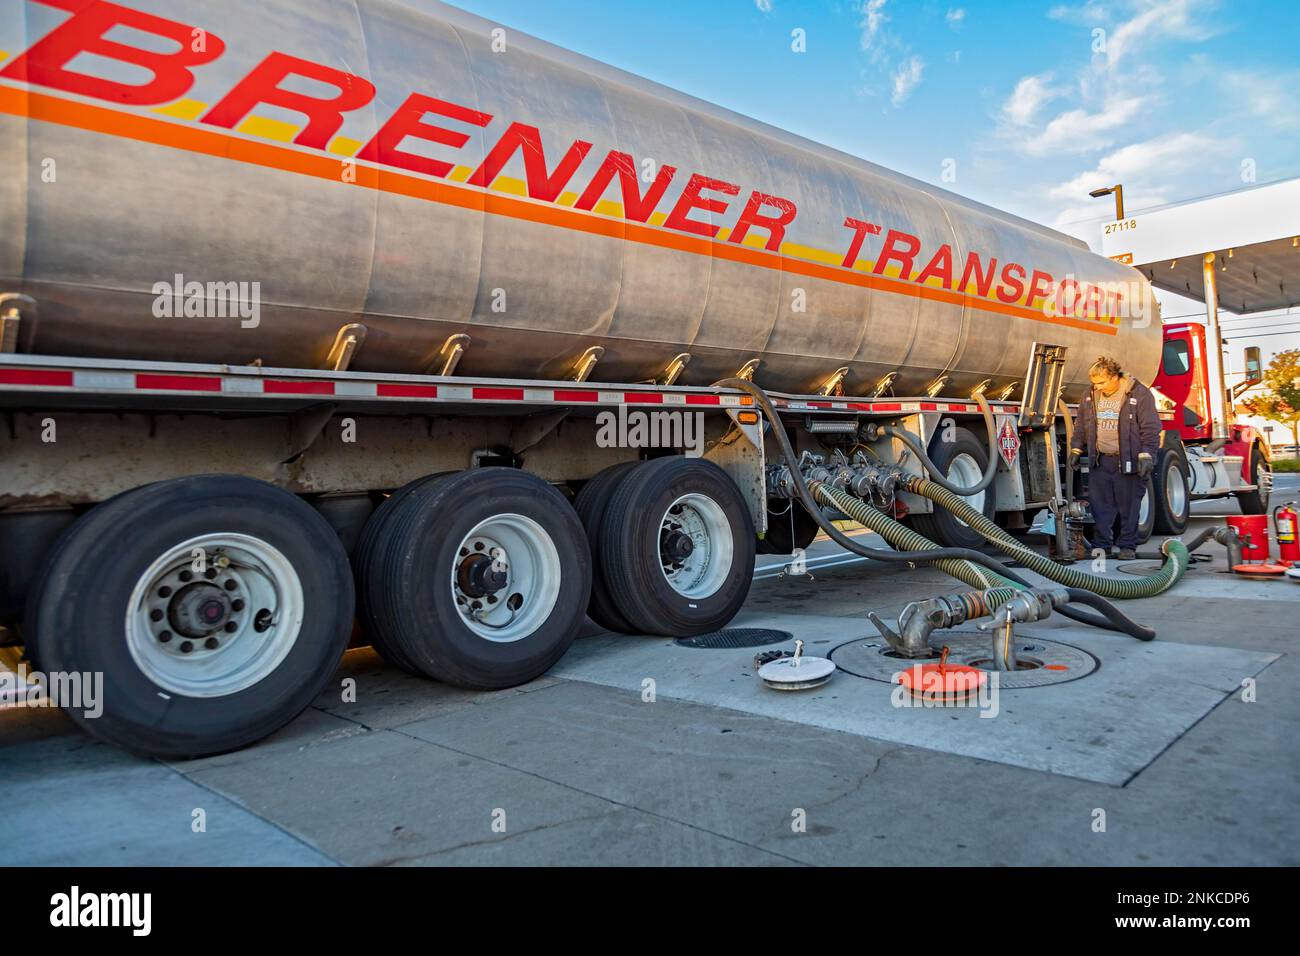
[1099,177,1300,314]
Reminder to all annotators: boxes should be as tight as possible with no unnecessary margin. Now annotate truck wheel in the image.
[573,462,641,634]
[910,427,997,550]
[1137,474,1157,543]
[26,476,354,759]
[370,468,590,689]
[599,457,755,636]
[1151,446,1190,535]
[1237,446,1271,515]
[757,499,820,555]
[354,472,456,673]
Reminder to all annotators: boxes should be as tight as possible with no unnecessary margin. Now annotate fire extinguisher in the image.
[1275,503,1300,564]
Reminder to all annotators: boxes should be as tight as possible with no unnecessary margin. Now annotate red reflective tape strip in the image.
[137,373,222,392]
[263,380,335,395]
[921,402,938,411]
[553,390,598,402]
[624,392,664,404]
[685,394,720,405]
[377,383,439,398]
[872,403,903,412]
[806,400,831,408]
[0,368,75,387]
[473,387,524,401]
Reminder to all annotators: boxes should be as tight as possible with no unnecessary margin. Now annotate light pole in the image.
[1089,184,1125,220]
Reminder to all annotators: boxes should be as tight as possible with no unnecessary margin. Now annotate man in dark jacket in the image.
[1069,356,1161,559]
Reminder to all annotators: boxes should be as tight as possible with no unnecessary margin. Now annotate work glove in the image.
[1137,452,1154,478]
[1068,448,1082,470]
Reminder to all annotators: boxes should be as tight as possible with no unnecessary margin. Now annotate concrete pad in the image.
[0,734,333,866]
[550,614,1277,785]
[184,724,791,866]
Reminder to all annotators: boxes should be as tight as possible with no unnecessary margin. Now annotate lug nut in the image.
[224,579,237,591]
[180,641,194,653]
[205,568,217,579]
[232,599,245,612]
[158,585,172,598]
[150,609,164,622]
[225,621,238,633]
[158,630,172,643]
[205,637,220,650]
[179,570,193,582]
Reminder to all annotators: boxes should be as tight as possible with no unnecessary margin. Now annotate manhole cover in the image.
[675,628,793,649]
[829,630,1099,688]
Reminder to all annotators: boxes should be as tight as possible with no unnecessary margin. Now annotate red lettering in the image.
[996,262,1026,304]
[872,230,922,280]
[915,244,955,289]
[959,252,998,297]
[841,217,882,268]
[1027,270,1054,309]
[357,93,490,179]
[1084,283,1105,318]
[468,122,592,202]
[202,52,375,150]
[575,151,676,221]
[1,0,224,105]
[665,174,740,239]
[1055,278,1081,316]
[728,191,797,251]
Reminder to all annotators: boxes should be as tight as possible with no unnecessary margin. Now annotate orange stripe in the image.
[0,86,1116,337]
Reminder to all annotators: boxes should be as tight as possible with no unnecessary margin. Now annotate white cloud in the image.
[1047,132,1224,201]
[1048,1,1109,24]
[891,56,925,105]
[856,0,889,52]
[945,8,966,28]
[1104,0,1216,67]
[1220,68,1300,131]
[1002,73,1060,126]
[754,0,773,12]
[1027,96,1146,155]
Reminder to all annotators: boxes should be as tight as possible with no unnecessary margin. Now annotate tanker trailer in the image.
[0,0,1164,757]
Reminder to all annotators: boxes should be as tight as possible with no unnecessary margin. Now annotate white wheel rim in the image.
[658,493,734,600]
[1140,483,1150,525]
[1165,463,1187,517]
[452,514,561,643]
[948,453,986,525]
[125,533,304,698]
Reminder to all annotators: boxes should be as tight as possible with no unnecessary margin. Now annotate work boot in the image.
[1117,548,1137,560]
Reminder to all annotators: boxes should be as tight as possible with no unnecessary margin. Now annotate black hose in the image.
[878,390,1000,496]
[1064,588,1156,641]
[716,376,1157,638]
[714,377,1035,581]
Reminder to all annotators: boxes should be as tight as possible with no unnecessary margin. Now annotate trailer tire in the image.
[1137,474,1156,544]
[354,472,456,673]
[1237,445,1270,515]
[371,468,590,689]
[1151,446,1190,535]
[26,476,354,759]
[599,457,755,636]
[909,427,998,550]
[573,462,641,634]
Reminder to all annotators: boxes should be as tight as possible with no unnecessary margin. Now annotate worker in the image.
[1068,356,1160,560]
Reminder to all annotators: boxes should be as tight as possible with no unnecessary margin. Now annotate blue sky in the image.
[451,0,1300,371]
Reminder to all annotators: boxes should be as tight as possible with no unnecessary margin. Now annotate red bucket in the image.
[1226,515,1270,561]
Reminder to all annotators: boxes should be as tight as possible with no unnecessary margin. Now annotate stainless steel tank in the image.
[0,0,1161,398]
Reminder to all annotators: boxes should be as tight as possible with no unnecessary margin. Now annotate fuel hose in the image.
[878,390,1000,496]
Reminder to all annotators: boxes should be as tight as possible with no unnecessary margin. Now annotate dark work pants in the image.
[1088,454,1145,550]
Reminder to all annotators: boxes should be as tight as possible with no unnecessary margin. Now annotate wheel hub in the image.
[168,582,233,638]
[660,527,695,566]
[457,552,509,598]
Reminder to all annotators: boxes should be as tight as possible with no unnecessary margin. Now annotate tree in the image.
[1241,349,1300,456]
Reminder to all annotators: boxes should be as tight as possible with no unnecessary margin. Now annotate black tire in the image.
[371,468,590,690]
[599,456,755,636]
[573,462,641,633]
[910,427,998,550]
[756,499,821,555]
[1137,474,1156,544]
[1151,445,1190,535]
[26,476,354,759]
[354,472,456,673]
[1237,445,1271,515]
